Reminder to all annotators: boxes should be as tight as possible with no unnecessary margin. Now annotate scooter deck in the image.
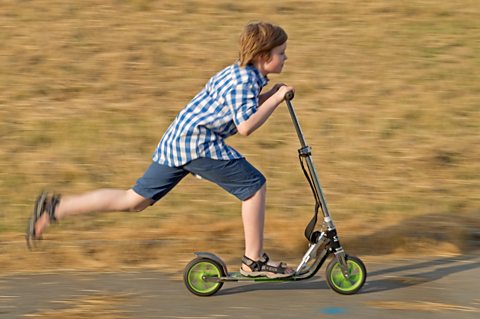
[220,272,296,282]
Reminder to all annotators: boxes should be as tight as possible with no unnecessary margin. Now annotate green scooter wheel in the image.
[326,255,367,295]
[184,257,225,296]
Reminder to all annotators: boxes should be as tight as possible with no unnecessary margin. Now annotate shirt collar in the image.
[247,64,269,87]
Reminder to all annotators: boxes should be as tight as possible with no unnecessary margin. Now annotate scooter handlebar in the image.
[284,90,295,101]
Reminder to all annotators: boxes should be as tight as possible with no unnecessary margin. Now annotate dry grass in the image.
[1,0,479,275]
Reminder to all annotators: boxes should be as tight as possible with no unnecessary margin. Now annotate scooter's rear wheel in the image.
[184,257,224,296]
[326,255,366,295]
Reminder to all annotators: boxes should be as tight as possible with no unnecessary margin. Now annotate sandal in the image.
[240,253,293,278]
[26,191,61,250]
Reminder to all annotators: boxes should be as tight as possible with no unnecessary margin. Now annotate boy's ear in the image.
[256,52,272,64]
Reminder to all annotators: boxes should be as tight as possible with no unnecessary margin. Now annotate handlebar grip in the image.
[285,90,295,101]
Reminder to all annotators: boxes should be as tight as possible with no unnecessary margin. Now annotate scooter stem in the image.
[284,95,333,227]
[284,94,350,276]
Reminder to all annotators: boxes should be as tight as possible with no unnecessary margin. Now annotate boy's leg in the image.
[56,188,152,219]
[184,158,267,261]
[240,183,293,276]
[34,189,152,238]
[32,161,188,240]
[184,157,292,276]
[241,183,266,261]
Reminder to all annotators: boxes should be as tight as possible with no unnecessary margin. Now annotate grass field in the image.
[0,0,479,275]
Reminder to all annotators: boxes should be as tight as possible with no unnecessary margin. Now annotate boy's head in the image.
[239,22,288,68]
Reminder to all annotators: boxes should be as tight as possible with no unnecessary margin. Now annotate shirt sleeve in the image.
[226,82,259,126]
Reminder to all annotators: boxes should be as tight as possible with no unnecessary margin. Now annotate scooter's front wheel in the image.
[326,255,366,295]
[184,257,225,296]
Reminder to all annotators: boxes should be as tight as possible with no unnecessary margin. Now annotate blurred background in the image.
[0,0,479,274]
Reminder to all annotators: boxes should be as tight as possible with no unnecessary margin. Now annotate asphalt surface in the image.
[0,254,479,319]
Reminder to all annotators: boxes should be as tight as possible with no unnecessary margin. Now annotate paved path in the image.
[1,254,479,318]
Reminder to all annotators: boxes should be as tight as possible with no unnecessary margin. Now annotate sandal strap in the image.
[34,192,47,219]
[260,262,289,274]
[46,194,61,223]
[241,253,269,271]
[242,252,290,275]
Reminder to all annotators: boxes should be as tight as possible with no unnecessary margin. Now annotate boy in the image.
[27,22,294,278]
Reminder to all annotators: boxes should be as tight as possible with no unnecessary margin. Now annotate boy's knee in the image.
[128,200,152,212]
[123,190,153,212]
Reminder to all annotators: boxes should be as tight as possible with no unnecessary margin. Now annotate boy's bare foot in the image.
[33,213,51,239]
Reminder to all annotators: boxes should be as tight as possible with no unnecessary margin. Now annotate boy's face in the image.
[260,42,288,75]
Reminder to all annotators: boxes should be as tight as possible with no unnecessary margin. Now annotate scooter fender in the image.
[194,252,229,275]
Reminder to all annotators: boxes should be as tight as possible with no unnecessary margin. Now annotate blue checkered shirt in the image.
[153,63,269,167]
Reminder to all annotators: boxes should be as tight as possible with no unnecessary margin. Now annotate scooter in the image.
[183,92,367,296]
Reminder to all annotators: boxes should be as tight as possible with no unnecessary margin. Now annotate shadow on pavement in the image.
[218,254,479,296]
[362,254,479,294]
[219,278,329,296]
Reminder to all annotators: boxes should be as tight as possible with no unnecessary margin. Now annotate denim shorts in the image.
[132,157,266,202]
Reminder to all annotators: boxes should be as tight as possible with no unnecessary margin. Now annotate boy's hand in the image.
[240,83,294,136]
[273,84,295,102]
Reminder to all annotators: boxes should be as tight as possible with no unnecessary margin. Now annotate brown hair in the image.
[238,22,288,67]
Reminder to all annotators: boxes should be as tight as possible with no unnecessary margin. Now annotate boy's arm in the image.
[258,83,285,105]
[237,85,293,136]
